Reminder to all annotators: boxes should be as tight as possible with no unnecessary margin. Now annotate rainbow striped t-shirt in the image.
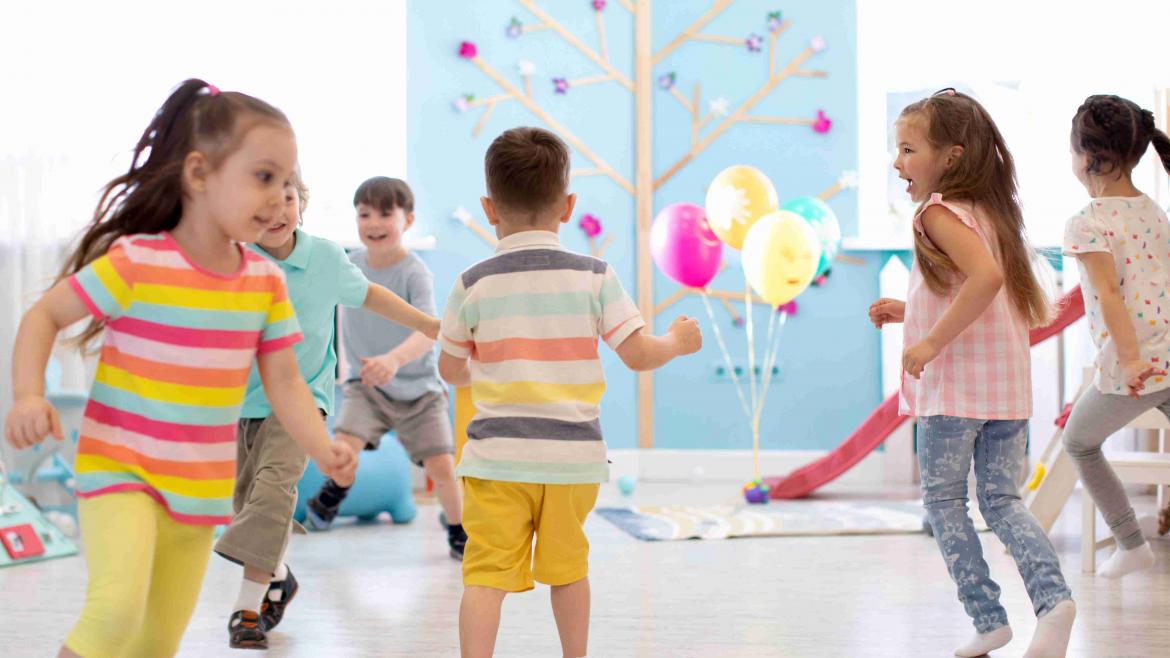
[440,230,645,484]
[68,233,302,525]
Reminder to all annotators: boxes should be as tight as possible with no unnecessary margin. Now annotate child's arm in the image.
[1077,251,1166,397]
[4,281,89,449]
[903,206,1004,378]
[362,283,440,340]
[359,331,437,387]
[438,352,471,388]
[868,298,905,328]
[615,316,702,371]
[258,347,356,480]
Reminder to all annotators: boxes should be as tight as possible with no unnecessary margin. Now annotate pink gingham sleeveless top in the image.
[899,194,1032,420]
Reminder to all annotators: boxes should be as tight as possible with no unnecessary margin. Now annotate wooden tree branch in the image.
[595,9,608,62]
[615,0,634,13]
[738,115,814,126]
[669,86,694,114]
[518,0,633,91]
[688,33,742,46]
[794,70,829,78]
[470,55,635,194]
[522,23,549,34]
[470,93,511,107]
[690,83,701,146]
[569,74,614,89]
[653,0,735,65]
[571,167,605,178]
[767,21,790,78]
[452,207,499,247]
[473,102,497,137]
[655,45,817,190]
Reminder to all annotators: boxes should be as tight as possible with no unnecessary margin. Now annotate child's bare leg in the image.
[550,577,590,658]
[423,453,462,524]
[460,585,507,658]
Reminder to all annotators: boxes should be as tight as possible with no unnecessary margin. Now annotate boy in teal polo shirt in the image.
[214,172,440,649]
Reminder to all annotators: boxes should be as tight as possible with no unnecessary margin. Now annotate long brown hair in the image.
[62,78,290,345]
[1070,94,1170,178]
[900,90,1050,327]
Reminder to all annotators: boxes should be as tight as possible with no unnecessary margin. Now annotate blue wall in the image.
[408,0,882,451]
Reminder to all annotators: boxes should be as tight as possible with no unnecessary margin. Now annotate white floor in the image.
[2,481,1169,657]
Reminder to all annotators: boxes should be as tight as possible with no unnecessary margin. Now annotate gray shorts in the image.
[215,414,310,574]
[334,383,454,465]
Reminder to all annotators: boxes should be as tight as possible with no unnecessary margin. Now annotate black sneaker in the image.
[448,523,467,560]
[228,609,267,649]
[304,496,338,532]
[260,567,299,631]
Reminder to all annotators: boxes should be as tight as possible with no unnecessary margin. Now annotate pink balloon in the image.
[650,203,723,288]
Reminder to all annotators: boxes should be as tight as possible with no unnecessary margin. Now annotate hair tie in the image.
[206,84,221,96]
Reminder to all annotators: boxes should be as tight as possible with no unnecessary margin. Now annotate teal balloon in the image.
[781,196,841,278]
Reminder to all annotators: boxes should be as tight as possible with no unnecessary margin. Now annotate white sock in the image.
[1098,542,1154,579]
[955,625,1012,657]
[1023,599,1076,658]
[234,578,269,614]
[272,562,289,582]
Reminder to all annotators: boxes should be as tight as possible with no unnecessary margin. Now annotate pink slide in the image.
[765,286,1085,499]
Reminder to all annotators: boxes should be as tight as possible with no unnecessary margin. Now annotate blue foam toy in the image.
[293,432,417,525]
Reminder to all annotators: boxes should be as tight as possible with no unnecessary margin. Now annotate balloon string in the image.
[699,291,752,417]
[754,310,788,421]
[744,283,758,424]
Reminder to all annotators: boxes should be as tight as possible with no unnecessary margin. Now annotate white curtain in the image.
[0,153,94,468]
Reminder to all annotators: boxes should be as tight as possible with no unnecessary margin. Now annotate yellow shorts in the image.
[462,477,600,592]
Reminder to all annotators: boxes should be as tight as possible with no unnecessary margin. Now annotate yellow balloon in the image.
[741,210,822,306]
[704,165,779,250]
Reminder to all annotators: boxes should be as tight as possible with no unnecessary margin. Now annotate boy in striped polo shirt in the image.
[439,126,701,658]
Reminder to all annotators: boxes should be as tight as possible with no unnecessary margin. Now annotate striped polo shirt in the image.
[440,230,644,484]
[68,233,301,525]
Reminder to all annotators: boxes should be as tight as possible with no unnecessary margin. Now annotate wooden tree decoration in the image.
[452,1,855,449]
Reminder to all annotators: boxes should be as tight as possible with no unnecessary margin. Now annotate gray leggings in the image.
[1061,385,1170,549]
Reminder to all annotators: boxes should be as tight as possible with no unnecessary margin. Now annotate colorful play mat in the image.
[597,500,988,541]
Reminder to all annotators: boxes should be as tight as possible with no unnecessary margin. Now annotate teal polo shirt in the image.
[241,230,370,418]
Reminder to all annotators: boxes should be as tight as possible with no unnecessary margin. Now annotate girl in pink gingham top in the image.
[870,89,1075,658]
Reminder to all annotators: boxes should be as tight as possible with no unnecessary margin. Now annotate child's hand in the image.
[1121,359,1167,399]
[902,338,940,379]
[869,298,905,328]
[667,315,702,356]
[4,396,63,449]
[360,354,401,387]
[424,317,441,341]
[316,441,358,484]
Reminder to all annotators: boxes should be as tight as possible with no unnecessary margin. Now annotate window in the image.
[0,0,407,247]
[855,0,1170,248]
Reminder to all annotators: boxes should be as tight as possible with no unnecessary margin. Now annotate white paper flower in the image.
[452,206,474,225]
[837,170,859,189]
[708,97,730,117]
[810,36,827,52]
[706,184,751,232]
[517,59,536,76]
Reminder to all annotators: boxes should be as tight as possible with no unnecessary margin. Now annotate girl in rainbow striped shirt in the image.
[3,79,356,658]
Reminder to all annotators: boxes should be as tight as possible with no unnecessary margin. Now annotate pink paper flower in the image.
[776,300,798,315]
[812,110,832,134]
[553,77,570,94]
[766,11,783,33]
[658,72,676,90]
[579,213,603,238]
[458,41,478,59]
[592,0,607,10]
[506,18,522,39]
[746,34,764,52]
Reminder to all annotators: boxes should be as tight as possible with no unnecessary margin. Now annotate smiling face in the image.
[255,180,301,252]
[200,123,298,242]
[893,115,950,203]
[356,203,413,254]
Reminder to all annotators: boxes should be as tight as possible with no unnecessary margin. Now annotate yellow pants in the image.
[65,491,214,658]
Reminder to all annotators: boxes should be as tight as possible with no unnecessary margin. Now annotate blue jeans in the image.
[918,416,1073,632]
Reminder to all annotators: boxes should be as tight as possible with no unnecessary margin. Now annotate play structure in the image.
[764,286,1087,499]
